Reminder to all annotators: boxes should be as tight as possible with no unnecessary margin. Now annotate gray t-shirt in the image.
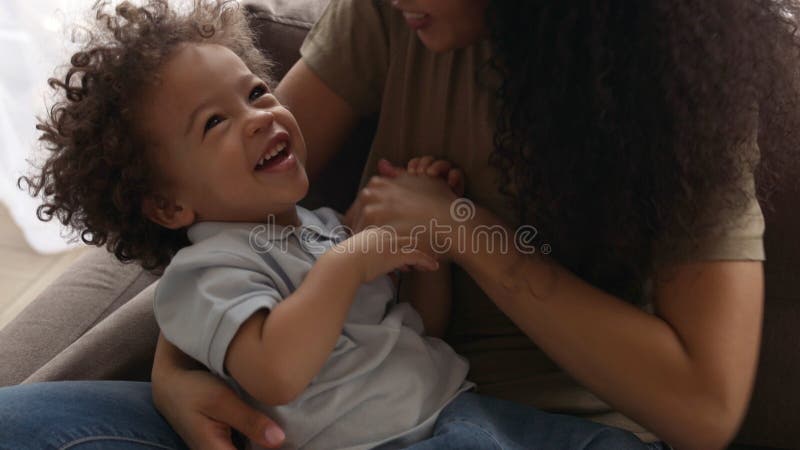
[155,206,473,450]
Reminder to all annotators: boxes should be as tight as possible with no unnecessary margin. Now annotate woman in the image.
[153,0,800,448]
[3,0,799,449]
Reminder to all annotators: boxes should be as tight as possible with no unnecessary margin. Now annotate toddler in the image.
[25,1,473,448]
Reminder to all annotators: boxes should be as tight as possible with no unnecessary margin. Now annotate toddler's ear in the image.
[142,194,195,230]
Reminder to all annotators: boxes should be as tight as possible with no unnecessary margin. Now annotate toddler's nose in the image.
[245,110,275,136]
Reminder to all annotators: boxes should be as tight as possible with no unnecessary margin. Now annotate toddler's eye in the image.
[204,115,223,133]
[249,84,268,102]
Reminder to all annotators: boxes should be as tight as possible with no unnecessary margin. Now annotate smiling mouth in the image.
[403,11,427,20]
[401,11,430,29]
[255,141,290,171]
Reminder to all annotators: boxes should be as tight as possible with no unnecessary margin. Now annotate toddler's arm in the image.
[225,230,438,406]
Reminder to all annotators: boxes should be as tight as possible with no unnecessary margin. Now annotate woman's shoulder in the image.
[302,0,408,54]
[299,0,408,116]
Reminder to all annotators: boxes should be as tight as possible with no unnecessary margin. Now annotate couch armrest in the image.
[0,248,158,386]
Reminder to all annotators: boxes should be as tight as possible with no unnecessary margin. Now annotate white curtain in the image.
[0,0,89,253]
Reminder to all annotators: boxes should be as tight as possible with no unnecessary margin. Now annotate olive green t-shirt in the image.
[300,0,765,442]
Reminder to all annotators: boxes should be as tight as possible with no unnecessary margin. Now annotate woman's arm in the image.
[346,172,763,450]
[393,156,462,338]
[453,205,763,450]
[401,264,452,338]
[151,334,287,449]
[275,60,360,181]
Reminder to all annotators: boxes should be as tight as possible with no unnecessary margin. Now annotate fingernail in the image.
[264,426,285,446]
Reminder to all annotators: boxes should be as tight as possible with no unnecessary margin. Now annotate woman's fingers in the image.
[191,421,239,450]
[155,369,284,450]
[203,385,286,449]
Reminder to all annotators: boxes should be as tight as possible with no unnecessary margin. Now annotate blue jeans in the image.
[402,392,666,450]
[0,381,186,449]
[0,382,665,449]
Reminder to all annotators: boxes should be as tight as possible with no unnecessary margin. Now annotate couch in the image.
[0,1,797,448]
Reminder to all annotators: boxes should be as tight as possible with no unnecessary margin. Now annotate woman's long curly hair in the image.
[486,0,800,302]
[20,0,272,273]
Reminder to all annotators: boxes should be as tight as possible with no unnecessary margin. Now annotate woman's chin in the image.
[416,31,456,53]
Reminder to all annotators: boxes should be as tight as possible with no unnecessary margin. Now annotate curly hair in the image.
[485,0,800,302]
[20,0,273,273]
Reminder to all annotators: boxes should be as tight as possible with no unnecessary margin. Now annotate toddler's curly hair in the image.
[21,0,273,273]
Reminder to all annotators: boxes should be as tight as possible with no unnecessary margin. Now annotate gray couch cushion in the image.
[0,248,158,385]
[244,0,329,80]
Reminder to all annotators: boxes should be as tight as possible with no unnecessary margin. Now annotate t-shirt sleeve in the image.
[654,107,766,264]
[299,0,392,116]
[655,174,765,264]
[154,249,282,377]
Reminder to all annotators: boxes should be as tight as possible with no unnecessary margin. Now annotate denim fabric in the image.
[402,392,666,450]
[0,382,668,450]
[0,381,186,450]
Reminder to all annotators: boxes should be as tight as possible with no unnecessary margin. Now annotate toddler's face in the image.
[139,43,308,226]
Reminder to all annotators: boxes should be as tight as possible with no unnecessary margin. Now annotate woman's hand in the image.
[151,334,286,450]
[344,159,461,258]
[404,156,465,196]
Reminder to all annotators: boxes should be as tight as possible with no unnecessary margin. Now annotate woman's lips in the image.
[402,11,430,30]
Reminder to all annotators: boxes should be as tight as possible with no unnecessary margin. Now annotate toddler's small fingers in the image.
[377,159,403,178]
[447,169,466,196]
[416,156,435,175]
[427,160,452,178]
[407,158,421,174]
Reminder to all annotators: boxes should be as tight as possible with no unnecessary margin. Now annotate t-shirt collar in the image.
[186,206,344,244]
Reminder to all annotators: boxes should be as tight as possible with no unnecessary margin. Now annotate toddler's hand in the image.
[407,156,465,196]
[332,228,439,284]
[377,157,465,196]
